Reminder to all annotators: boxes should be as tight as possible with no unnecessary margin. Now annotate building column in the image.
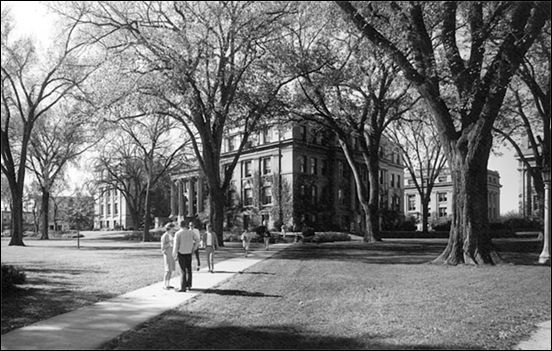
[178,180,184,219]
[197,176,204,213]
[188,178,195,217]
[170,181,177,218]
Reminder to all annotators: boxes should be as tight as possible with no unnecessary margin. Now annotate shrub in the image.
[1,264,26,294]
[310,232,351,243]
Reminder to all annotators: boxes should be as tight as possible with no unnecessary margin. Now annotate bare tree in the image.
[27,102,102,239]
[336,1,550,264]
[1,7,101,245]
[389,112,447,233]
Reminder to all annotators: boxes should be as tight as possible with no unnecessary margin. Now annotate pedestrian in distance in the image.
[203,223,219,273]
[189,220,202,271]
[173,220,200,292]
[257,220,271,250]
[241,228,252,257]
[160,222,176,290]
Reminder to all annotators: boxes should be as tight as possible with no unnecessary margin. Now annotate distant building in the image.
[516,141,543,219]
[94,187,134,230]
[403,169,501,225]
[169,122,404,232]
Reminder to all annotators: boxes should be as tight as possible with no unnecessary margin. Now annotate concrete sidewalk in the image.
[515,320,551,350]
[1,243,291,350]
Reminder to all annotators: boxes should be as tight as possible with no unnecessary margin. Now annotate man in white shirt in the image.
[173,220,200,292]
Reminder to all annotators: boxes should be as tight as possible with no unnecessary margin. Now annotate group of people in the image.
[240,221,271,257]
[160,220,219,292]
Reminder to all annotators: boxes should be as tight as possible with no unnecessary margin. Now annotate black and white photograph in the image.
[1,1,550,349]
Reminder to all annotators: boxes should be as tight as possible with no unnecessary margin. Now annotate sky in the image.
[2,1,522,214]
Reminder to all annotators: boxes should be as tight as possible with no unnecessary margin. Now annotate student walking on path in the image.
[241,228,252,257]
[160,222,177,290]
[189,221,202,271]
[173,220,200,292]
[203,223,219,273]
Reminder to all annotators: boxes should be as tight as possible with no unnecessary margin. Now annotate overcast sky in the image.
[2,1,522,214]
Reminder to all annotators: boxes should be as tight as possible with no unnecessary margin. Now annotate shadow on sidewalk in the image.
[198,288,282,298]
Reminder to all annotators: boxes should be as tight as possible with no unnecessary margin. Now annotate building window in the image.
[438,207,447,217]
[408,195,416,211]
[300,185,306,196]
[244,187,253,206]
[338,188,345,205]
[299,125,307,141]
[300,155,307,173]
[243,160,252,178]
[114,202,118,215]
[438,175,447,183]
[310,157,317,175]
[262,186,272,205]
[438,192,447,203]
[107,202,111,215]
[228,136,236,151]
[262,157,271,175]
[391,174,395,187]
[311,186,318,203]
[261,129,271,144]
[397,175,401,188]
[321,160,328,175]
[100,204,104,217]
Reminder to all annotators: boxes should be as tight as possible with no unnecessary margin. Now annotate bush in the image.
[1,264,26,294]
[302,227,315,237]
[308,232,351,244]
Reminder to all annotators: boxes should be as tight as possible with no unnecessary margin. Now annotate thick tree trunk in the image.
[366,154,381,242]
[209,191,225,247]
[40,190,50,240]
[432,142,502,265]
[8,189,25,246]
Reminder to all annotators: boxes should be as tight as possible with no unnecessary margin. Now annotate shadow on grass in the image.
[1,285,114,335]
[197,288,282,298]
[101,311,481,350]
[272,239,545,266]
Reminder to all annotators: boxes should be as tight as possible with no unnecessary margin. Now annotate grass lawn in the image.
[2,235,550,350]
[101,238,550,350]
[0,235,250,334]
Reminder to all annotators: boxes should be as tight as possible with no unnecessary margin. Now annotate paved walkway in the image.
[515,320,551,350]
[1,243,291,350]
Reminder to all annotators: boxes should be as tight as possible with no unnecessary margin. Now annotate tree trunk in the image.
[421,197,430,233]
[366,153,381,242]
[40,190,50,240]
[432,142,502,265]
[143,185,152,242]
[8,189,25,246]
[209,190,225,247]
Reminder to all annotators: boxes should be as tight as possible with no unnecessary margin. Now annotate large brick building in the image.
[169,123,404,232]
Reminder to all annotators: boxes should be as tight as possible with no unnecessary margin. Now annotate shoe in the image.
[163,286,170,290]
[197,267,200,271]
[175,287,186,292]
[167,286,174,289]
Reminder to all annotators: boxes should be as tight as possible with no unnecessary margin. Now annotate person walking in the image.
[203,223,219,273]
[241,227,252,257]
[189,221,202,271]
[160,222,176,290]
[257,220,271,250]
[173,220,200,292]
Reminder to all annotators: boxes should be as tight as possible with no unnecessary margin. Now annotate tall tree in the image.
[27,103,101,239]
[279,2,416,240]
[64,1,303,245]
[336,1,550,264]
[389,112,447,233]
[94,115,188,240]
[1,7,100,245]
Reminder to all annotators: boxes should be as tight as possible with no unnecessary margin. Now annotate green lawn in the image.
[2,236,550,350]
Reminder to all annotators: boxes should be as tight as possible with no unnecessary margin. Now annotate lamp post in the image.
[539,166,550,265]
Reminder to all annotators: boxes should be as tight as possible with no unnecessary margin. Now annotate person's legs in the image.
[205,246,214,271]
[195,249,200,270]
[183,253,193,289]
[177,253,187,290]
